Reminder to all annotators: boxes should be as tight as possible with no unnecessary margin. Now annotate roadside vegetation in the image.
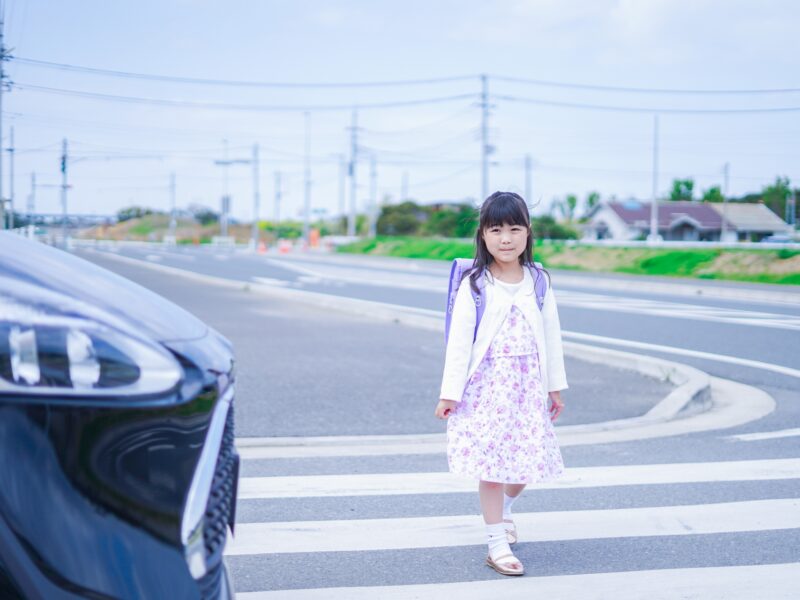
[339,238,800,285]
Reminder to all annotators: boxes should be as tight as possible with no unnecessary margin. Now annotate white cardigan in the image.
[439,267,568,402]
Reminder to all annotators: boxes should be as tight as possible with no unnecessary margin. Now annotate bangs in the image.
[480,193,530,228]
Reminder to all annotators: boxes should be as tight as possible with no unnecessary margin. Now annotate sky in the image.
[3,0,800,222]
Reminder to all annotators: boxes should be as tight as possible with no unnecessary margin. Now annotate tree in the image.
[553,194,578,221]
[377,201,423,235]
[116,206,154,222]
[421,203,477,238]
[586,191,601,211]
[531,215,579,240]
[762,176,791,220]
[188,204,219,225]
[669,178,694,201]
[701,186,724,203]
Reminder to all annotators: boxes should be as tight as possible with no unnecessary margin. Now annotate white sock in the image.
[486,522,511,557]
[503,493,520,521]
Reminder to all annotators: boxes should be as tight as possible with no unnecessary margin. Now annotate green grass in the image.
[337,237,800,285]
[339,236,475,260]
[127,222,155,236]
[619,250,721,276]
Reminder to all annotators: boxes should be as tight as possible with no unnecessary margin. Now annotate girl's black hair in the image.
[468,191,543,293]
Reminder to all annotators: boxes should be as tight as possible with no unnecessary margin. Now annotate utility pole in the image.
[0,13,6,229]
[60,138,69,246]
[369,154,377,238]
[274,171,282,227]
[303,111,312,244]
[337,154,346,218]
[722,162,731,242]
[27,172,35,221]
[6,125,13,228]
[480,74,490,201]
[168,172,177,240]
[220,139,229,237]
[213,139,250,239]
[348,109,358,236]
[524,154,532,202]
[648,115,660,242]
[251,143,261,250]
[401,170,409,201]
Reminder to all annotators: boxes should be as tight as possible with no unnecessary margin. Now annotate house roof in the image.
[604,200,724,230]
[708,202,789,232]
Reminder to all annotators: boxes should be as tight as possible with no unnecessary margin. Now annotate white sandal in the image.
[486,548,524,576]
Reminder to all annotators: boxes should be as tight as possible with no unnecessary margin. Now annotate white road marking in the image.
[250,276,289,287]
[235,562,800,600]
[726,428,800,442]
[237,458,800,499]
[225,498,800,555]
[563,331,800,379]
[557,290,800,331]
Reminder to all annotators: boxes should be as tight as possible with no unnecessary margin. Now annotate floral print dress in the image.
[446,303,565,484]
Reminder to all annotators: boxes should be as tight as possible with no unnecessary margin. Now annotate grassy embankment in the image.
[80,214,256,244]
[338,237,800,285]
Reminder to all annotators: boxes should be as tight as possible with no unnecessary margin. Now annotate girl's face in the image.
[482,222,529,265]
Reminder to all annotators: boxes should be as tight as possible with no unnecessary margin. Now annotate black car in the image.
[0,234,238,599]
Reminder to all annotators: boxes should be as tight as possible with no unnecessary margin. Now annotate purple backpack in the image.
[445,258,549,343]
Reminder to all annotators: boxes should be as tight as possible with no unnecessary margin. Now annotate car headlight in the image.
[0,300,182,398]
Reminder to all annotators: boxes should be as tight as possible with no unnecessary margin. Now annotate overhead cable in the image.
[17,82,478,111]
[495,94,800,114]
[492,74,800,95]
[13,57,477,88]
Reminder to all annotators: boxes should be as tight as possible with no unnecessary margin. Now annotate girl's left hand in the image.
[548,391,564,421]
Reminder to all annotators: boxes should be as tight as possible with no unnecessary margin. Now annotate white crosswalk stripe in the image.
[236,563,800,600]
[237,458,800,499]
[229,442,800,598]
[227,498,800,556]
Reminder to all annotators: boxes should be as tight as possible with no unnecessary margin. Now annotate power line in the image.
[412,165,475,188]
[13,57,477,88]
[16,82,478,112]
[15,57,800,96]
[361,105,477,136]
[495,94,800,114]
[492,74,800,95]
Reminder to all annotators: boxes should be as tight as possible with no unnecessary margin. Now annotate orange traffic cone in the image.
[257,240,267,254]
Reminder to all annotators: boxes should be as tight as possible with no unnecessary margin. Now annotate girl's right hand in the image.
[435,399,458,420]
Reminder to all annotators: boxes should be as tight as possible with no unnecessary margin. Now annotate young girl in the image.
[435,191,567,577]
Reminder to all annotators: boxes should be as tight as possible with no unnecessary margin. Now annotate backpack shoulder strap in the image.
[445,258,485,343]
[530,261,549,311]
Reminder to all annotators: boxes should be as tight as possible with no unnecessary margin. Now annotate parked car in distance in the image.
[0,233,238,599]
[760,233,793,243]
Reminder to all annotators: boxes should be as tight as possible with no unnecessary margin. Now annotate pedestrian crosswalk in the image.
[235,563,800,600]
[226,440,800,598]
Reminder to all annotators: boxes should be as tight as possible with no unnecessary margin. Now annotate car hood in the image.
[0,234,208,343]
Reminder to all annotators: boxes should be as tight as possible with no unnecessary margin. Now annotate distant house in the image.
[708,202,791,242]
[584,200,725,241]
[584,200,791,242]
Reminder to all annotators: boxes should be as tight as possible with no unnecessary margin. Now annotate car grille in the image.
[203,405,238,570]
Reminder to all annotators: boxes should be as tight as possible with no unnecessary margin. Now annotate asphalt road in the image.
[75,243,800,598]
[76,249,672,436]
